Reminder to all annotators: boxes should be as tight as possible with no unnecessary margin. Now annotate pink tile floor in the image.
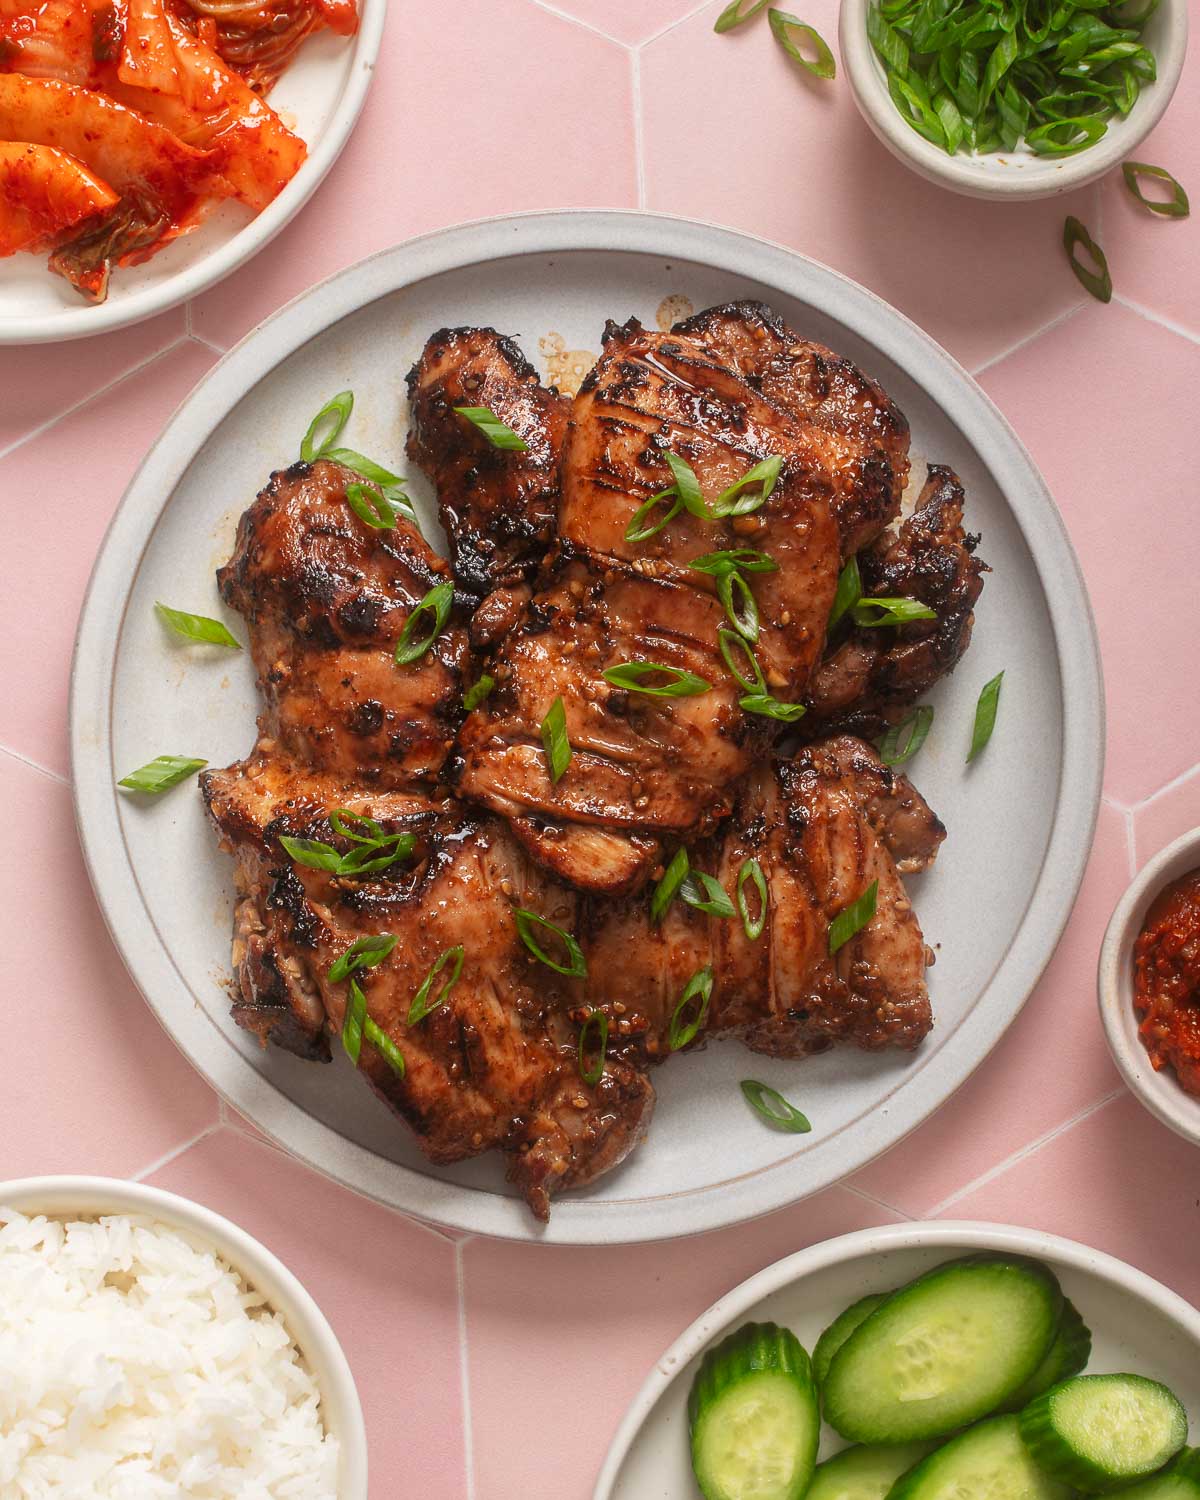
[1,1,1198,1494]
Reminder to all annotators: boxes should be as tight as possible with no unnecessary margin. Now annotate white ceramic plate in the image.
[70,210,1103,1244]
[596,1221,1200,1497]
[0,0,384,345]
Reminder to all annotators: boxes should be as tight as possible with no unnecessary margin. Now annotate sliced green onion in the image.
[514,908,587,978]
[669,967,715,1050]
[117,755,206,794]
[651,847,690,924]
[328,932,397,984]
[888,71,946,147]
[279,836,343,873]
[867,4,909,72]
[540,696,571,783]
[363,1017,406,1079]
[577,1011,609,1086]
[395,580,454,666]
[968,670,1004,762]
[454,405,528,452]
[681,871,737,919]
[740,693,807,723]
[934,90,966,154]
[851,596,937,628]
[603,662,710,697]
[829,880,879,955]
[737,858,768,941]
[1122,161,1190,217]
[710,456,785,518]
[689,548,777,576]
[768,9,836,77]
[625,487,683,543]
[740,1079,812,1133]
[334,833,416,876]
[877,705,934,766]
[342,976,367,1065]
[407,945,465,1024]
[1063,216,1112,303]
[718,628,766,694]
[1027,115,1107,155]
[155,603,240,649]
[345,481,397,530]
[717,569,760,643]
[300,390,352,462]
[330,808,385,844]
[829,556,862,629]
[661,452,706,519]
[715,0,768,30]
[463,674,495,711]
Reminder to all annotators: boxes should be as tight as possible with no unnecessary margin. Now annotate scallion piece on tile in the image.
[769,9,836,77]
[1122,161,1190,218]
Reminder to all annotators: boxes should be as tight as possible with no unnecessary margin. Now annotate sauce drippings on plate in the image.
[1133,869,1200,1097]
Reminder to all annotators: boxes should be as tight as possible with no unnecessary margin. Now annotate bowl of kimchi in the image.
[0,0,383,341]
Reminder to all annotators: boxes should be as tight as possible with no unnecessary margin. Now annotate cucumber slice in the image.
[998,1298,1093,1413]
[805,1442,932,1500]
[1115,1449,1200,1499]
[887,1415,1074,1500]
[823,1255,1062,1443]
[688,1321,819,1500]
[815,1295,889,1388]
[1019,1373,1189,1491]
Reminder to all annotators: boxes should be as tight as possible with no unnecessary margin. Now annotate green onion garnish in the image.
[463,674,495,711]
[877,705,934,766]
[740,693,807,723]
[1064,217,1113,304]
[665,452,707,518]
[279,836,343,873]
[334,834,416,876]
[690,548,777,576]
[709,456,784,518]
[603,662,710,697]
[769,9,836,78]
[300,390,352,462]
[323,448,401,487]
[715,0,768,30]
[829,556,862,629]
[363,1016,406,1078]
[328,933,397,984]
[1122,161,1190,218]
[330,808,384,843]
[829,880,879,955]
[454,405,528,452]
[514,908,587,978]
[407,945,465,1024]
[717,568,760,643]
[540,696,571,784]
[395,580,454,666]
[669,967,715,1050]
[651,847,690,924]
[285,822,416,879]
[577,1011,609,1086]
[155,603,240,649]
[681,871,737,919]
[117,755,207,794]
[625,487,683,543]
[968,670,1004,762]
[718,628,766,694]
[345,481,398,531]
[740,1079,812,1133]
[851,596,937,628]
[737,858,768,941]
[342,976,367,1065]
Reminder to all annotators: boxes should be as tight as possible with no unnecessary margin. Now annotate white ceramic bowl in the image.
[839,0,1188,201]
[596,1220,1200,1497]
[0,1175,368,1497]
[1099,828,1200,1148]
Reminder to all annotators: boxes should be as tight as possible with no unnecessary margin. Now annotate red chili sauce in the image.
[1133,869,1200,1097]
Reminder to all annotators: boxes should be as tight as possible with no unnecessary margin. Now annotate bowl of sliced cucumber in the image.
[596,1221,1200,1500]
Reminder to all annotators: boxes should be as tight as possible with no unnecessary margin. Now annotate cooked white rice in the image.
[0,1207,339,1498]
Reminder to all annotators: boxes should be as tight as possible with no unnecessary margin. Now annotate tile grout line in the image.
[969,300,1085,380]
[639,0,716,49]
[0,334,192,466]
[0,739,69,787]
[1112,294,1200,351]
[924,1088,1126,1218]
[189,331,229,358]
[841,1181,917,1222]
[455,1238,478,1500]
[523,0,629,46]
[631,49,648,210]
[130,1120,225,1184]
[1123,803,1138,876]
[1129,757,1200,814]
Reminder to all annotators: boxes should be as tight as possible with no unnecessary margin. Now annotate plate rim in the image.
[69,207,1105,1244]
[0,0,386,346]
[593,1219,1200,1498]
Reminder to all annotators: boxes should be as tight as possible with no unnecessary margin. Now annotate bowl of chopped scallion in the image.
[839,0,1187,198]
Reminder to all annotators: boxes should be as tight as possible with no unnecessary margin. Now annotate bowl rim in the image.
[1098,827,1200,1147]
[0,1173,368,1496]
[838,0,1189,201]
[594,1218,1200,1498]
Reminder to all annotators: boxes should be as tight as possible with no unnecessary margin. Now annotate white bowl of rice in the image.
[0,1176,367,1498]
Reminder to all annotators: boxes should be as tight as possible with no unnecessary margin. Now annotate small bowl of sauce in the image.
[1100,830,1200,1147]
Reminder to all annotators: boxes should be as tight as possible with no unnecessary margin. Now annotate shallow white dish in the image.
[596,1220,1200,1497]
[0,0,384,345]
[70,209,1103,1244]
[0,1174,367,1497]
[839,0,1188,201]
[1099,827,1200,1148]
